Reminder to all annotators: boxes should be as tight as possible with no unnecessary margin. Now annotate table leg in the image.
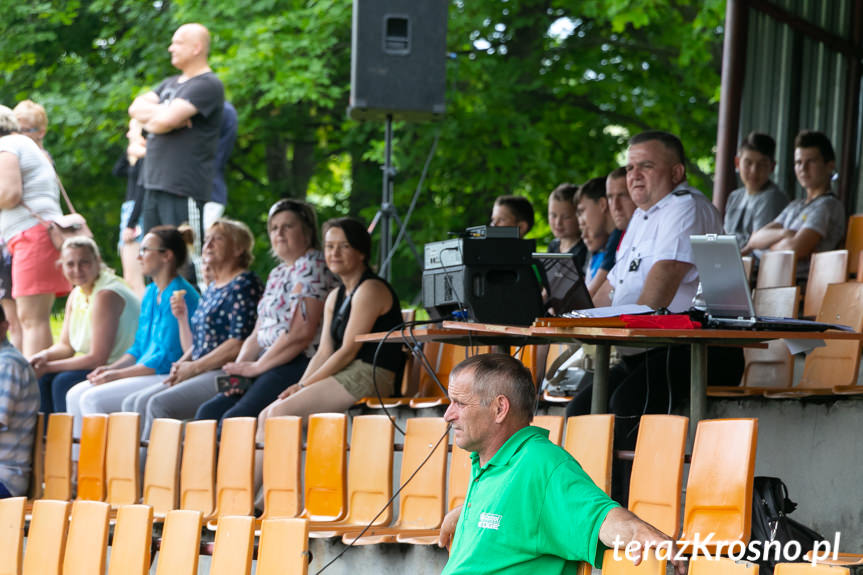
[591,343,611,414]
[689,342,708,445]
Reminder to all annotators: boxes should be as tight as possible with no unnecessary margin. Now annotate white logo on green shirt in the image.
[478,512,502,530]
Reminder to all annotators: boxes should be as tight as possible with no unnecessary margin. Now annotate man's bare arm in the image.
[741,222,787,254]
[143,98,198,134]
[771,227,822,258]
[599,507,686,574]
[636,260,692,310]
[128,92,161,123]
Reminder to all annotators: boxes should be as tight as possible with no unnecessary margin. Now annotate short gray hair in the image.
[451,353,537,423]
[0,106,21,136]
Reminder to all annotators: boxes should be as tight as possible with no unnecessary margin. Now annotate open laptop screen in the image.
[690,234,755,320]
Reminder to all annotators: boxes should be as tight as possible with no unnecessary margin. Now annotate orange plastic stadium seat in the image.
[600,548,666,573]
[628,415,688,537]
[77,414,108,501]
[302,413,347,522]
[154,509,203,575]
[803,250,848,319]
[708,287,799,397]
[513,344,539,383]
[107,505,154,575]
[22,499,70,575]
[531,415,565,445]
[688,556,760,573]
[765,283,863,397]
[774,564,849,575]
[28,412,44,500]
[209,515,255,575]
[845,214,863,277]
[804,551,863,567]
[105,412,140,507]
[343,416,448,545]
[563,414,614,495]
[0,497,26,575]
[259,416,303,522]
[308,415,394,538]
[207,417,256,527]
[359,309,417,408]
[858,251,863,282]
[680,418,758,552]
[409,344,490,409]
[62,500,111,575]
[43,413,73,501]
[142,418,182,517]
[179,420,216,517]
[257,518,310,575]
[756,250,796,289]
[742,256,754,284]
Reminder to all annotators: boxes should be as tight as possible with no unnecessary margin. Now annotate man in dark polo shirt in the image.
[438,354,685,574]
[128,22,224,281]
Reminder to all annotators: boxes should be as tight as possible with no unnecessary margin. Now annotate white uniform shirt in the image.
[608,182,723,313]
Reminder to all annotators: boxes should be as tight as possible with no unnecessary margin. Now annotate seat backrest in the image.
[142,418,182,516]
[800,282,863,389]
[681,419,758,545]
[212,417,256,519]
[107,504,154,575]
[257,518,309,575]
[628,415,688,537]
[563,414,615,494]
[106,412,140,506]
[77,414,108,501]
[774,564,849,574]
[803,250,848,318]
[395,417,448,529]
[743,287,799,389]
[43,413,73,500]
[261,416,302,520]
[154,510,203,575]
[531,415,565,445]
[29,412,44,500]
[179,420,216,515]
[209,515,255,575]
[62,500,111,575]
[600,549,666,574]
[417,344,490,397]
[742,256,754,283]
[448,444,472,511]
[0,497,26,575]
[303,413,347,521]
[845,213,863,276]
[342,415,394,526]
[688,556,760,573]
[22,499,70,575]
[756,250,796,289]
[513,345,539,384]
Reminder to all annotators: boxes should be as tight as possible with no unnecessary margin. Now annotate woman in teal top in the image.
[32,236,140,413]
[64,226,199,426]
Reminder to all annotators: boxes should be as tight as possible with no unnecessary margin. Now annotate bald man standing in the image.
[129,23,224,281]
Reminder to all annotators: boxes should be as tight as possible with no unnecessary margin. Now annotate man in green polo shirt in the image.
[438,353,685,574]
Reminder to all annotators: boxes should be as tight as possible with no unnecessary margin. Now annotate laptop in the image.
[689,234,852,332]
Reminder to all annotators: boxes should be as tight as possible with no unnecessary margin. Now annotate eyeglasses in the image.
[139,246,167,256]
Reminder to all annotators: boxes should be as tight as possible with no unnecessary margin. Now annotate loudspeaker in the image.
[349,0,448,122]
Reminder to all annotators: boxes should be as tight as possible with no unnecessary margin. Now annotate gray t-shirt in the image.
[0,134,62,241]
[723,182,788,248]
[143,72,225,202]
[773,193,845,253]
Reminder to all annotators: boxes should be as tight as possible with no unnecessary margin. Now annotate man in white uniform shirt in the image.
[567,130,743,503]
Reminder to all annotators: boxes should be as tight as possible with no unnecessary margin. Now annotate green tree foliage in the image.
[0,0,726,303]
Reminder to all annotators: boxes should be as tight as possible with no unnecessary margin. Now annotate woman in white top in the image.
[30,236,140,414]
[0,105,70,357]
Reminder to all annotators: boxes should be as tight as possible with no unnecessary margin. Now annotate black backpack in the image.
[751,476,825,574]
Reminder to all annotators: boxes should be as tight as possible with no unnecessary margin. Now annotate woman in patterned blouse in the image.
[121,218,264,438]
[194,199,336,423]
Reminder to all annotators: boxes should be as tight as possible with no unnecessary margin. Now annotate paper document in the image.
[782,339,825,355]
[564,304,653,318]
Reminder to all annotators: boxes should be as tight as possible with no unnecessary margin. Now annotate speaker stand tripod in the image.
[368,114,424,281]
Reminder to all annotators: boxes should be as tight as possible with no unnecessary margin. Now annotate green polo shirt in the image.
[441,426,619,575]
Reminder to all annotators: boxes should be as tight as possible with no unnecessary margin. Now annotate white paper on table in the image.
[564,304,654,318]
[782,338,825,355]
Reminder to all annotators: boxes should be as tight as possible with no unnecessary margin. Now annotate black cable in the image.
[371,321,409,436]
[406,320,449,397]
[314,426,451,574]
[665,345,673,415]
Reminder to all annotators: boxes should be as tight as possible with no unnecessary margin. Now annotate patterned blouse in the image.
[189,270,264,360]
[256,250,337,357]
